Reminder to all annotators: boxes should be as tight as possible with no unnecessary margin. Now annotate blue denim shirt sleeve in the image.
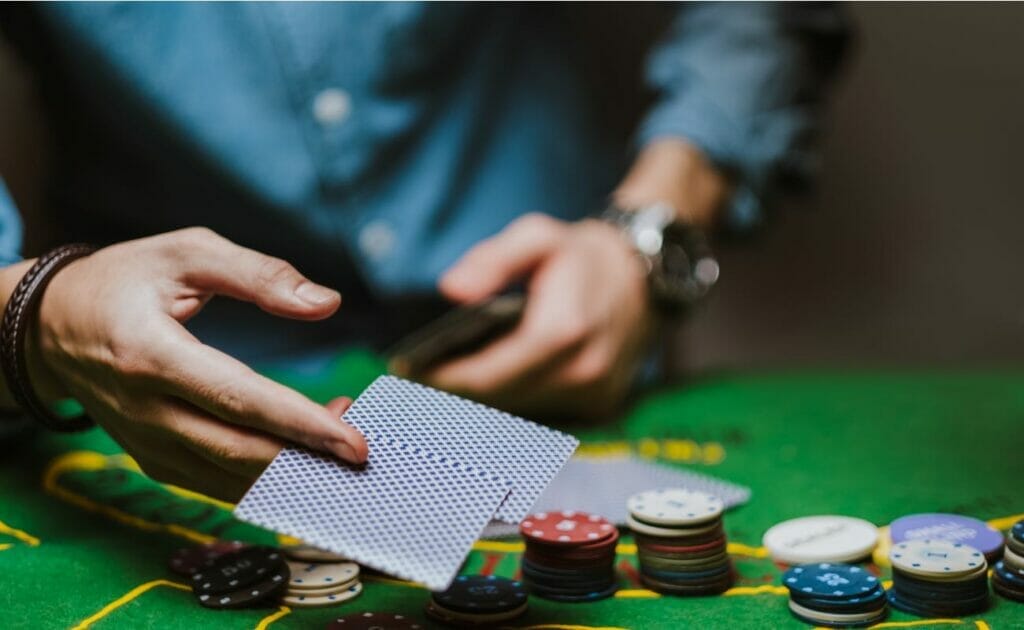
[0,178,24,266]
[639,2,849,229]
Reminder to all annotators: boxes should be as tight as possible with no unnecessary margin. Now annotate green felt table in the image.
[1,350,1022,629]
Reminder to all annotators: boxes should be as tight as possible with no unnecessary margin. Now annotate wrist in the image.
[613,138,729,229]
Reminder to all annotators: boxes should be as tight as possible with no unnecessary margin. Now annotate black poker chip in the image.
[191,546,287,596]
[195,568,289,609]
[431,575,528,615]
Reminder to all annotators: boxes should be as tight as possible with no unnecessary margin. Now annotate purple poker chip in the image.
[890,513,1004,559]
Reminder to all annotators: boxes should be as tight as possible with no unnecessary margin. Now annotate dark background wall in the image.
[680,3,1024,372]
[3,4,1023,369]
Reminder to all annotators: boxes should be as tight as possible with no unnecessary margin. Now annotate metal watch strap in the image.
[1,244,97,432]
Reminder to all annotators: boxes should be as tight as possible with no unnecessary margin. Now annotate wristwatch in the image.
[599,201,720,316]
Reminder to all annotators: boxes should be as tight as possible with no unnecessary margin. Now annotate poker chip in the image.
[425,600,528,625]
[889,539,985,578]
[1004,546,1024,573]
[287,560,360,590]
[169,541,248,577]
[992,559,1024,603]
[782,564,881,599]
[781,562,888,627]
[431,575,528,615]
[283,581,363,608]
[519,511,616,545]
[326,611,423,629]
[763,515,878,565]
[886,539,990,617]
[626,488,724,527]
[519,511,618,602]
[628,488,734,596]
[195,569,289,610]
[626,515,721,538]
[192,546,287,595]
[1007,519,1024,557]
[889,513,1004,561]
[788,599,888,628]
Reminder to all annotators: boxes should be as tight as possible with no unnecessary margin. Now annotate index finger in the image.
[154,336,367,463]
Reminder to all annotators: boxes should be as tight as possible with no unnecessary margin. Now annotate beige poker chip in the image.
[283,581,363,608]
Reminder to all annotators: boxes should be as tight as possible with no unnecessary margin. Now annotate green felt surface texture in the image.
[1,350,1022,629]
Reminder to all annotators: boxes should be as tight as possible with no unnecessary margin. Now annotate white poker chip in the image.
[286,560,360,590]
[627,488,724,527]
[889,539,986,578]
[763,515,879,564]
[286,576,359,598]
[283,581,363,608]
[625,514,721,538]
[788,599,887,624]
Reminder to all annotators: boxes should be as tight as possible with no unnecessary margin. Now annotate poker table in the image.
[2,349,1022,629]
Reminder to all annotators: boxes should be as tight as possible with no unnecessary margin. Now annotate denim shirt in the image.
[0,3,846,360]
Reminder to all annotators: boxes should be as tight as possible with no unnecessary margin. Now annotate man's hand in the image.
[29,227,367,502]
[424,214,654,420]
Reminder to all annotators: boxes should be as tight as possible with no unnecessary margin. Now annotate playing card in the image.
[234,434,510,591]
[481,455,752,538]
[342,375,578,522]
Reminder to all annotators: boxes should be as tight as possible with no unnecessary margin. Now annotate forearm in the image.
[612,138,730,229]
[0,258,36,408]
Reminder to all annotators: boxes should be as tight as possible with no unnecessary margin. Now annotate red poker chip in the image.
[639,536,727,555]
[519,511,616,546]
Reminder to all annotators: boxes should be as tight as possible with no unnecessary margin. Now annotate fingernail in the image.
[295,282,338,305]
[328,440,360,463]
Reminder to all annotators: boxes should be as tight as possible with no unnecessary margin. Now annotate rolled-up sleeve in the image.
[638,2,850,229]
[0,178,24,266]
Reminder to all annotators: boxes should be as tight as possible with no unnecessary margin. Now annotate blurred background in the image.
[2,4,1023,372]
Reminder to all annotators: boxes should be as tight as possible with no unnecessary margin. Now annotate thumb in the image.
[439,213,564,303]
[177,228,341,320]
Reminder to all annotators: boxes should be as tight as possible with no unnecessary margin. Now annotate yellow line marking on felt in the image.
[254,606,291,630]
[71,579,190,630]
[988,512,1024,531]
[865,620,964,629]
[614,589,660,599]
[0,518,41,546]
[974,622,991,630]
[0,543,13,552]
[724,584,787,596]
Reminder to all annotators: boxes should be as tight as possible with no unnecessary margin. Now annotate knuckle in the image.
[254,257,298,291]
[515,212,555,233]
[565,351,609,386]
[545,316,590,350]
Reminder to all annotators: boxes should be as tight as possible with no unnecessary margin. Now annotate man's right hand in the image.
[27,227,367,502]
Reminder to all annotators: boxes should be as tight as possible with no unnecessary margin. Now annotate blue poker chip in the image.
[995,561,1024,589]
[887,589,989,617]
[530,582,618,603]
[790,585,886,613]
[782,563,881,599]
[432,575,528,615]
[1012,520,1024,544]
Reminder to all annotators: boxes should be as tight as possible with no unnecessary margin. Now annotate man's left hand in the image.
[422,213,655,420]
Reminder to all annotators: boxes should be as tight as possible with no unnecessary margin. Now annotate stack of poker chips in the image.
[426,575,528,626]
[888,539,990,617]
[281,557,363,608]
[519,510,620,602]
[188,545,291,609]
[992,518,1024,603]
[782,563,887,627]
[627,488,735,595]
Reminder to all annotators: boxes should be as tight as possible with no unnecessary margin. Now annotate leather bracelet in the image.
[1,244,97,432]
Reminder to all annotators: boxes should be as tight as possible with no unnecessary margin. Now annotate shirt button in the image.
[312,88,351,126]
[359,220,396,261]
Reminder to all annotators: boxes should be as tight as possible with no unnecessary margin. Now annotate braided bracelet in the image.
[1,244,97,432]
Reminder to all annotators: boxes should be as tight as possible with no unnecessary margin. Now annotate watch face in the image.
[656,226,719,307]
